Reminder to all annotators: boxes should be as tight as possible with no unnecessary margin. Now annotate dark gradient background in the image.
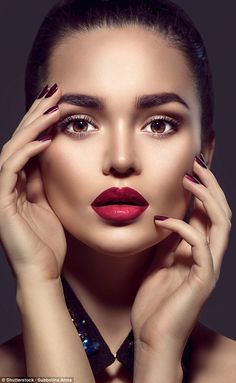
[0,1,235,344]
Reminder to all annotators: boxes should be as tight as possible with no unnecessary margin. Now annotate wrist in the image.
[134,340,183,383]
[16,276,64,310]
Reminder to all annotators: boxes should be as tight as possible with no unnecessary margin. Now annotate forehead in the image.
[48,25,199,112]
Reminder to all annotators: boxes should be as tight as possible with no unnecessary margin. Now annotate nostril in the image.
[110,167,134,177]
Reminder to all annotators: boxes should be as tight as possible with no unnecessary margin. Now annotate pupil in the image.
[74,120,88,131]
[151,120,165,133]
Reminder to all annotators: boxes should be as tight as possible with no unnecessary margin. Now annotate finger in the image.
[0,107,59,166]
[154,217,214,287]
[12,87,49,135]
[0,140,52,207]
[183,175,231,275]
[193,156,232,220]
[19,84,49,123]
[188,198,209,236]
[149,232,181,270]
[183,174,228,227]
[24,157,50,208]
[12,84,59,137]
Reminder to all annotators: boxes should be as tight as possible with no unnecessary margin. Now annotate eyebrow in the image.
[58,92,190,110]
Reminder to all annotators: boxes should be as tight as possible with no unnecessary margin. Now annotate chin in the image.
[69,223,170,258]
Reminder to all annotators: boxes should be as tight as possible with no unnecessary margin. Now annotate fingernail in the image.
[195,155,208,169]
[45,83,58,98]
[38,135,52,142]
[37,85,49,99]
[154,215,169,221]
[43,105,59,115]
[200,153,207,163]
[185,173,200,184]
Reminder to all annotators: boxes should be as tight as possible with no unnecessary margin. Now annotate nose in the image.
[102,124,141,178]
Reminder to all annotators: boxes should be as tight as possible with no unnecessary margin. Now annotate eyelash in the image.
[57,115,98,138]
[56,114,180,139]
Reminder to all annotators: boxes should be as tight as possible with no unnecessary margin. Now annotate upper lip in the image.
[91,187,149,207]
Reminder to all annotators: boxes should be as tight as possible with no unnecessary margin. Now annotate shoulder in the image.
[0,333,26,376]
[189,321,236,382]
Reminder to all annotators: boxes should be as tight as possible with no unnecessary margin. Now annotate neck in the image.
[62,231,155,309]
[62,232,156,349]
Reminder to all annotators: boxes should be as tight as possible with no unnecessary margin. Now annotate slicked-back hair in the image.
[25,0,214,143]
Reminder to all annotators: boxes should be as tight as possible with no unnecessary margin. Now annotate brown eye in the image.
[69,119,90,132]
[142,116,179,136]
[57,114,98,138]
[150,120,166,133]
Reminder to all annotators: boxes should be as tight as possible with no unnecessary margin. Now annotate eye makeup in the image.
[142,115,180,138]
[56,112,181,139]
[56,114,99,138]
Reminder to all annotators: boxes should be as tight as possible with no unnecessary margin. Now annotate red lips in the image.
[91,187,149,207]
[91,187,149,222]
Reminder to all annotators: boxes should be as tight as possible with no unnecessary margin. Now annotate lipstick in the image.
[91,187,149,222]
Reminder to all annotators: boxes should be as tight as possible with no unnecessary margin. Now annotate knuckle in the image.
[208,277,217,293]
[1,141,9,154]
[224,217,232,231]
[198,234,208,247]
[217,214,232,232]
[228,208,233,220]
[0,160,11,173]
[205,271,218,292]
[0,161,6,171]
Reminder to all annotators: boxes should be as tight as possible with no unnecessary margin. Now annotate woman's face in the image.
[39,25,202,257]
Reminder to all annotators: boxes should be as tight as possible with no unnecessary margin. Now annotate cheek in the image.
[38,142,91,211]
[38,133,197,253]
[145,139,196,218]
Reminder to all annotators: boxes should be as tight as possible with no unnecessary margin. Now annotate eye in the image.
[142,115,180,137]
[57,115,98,138]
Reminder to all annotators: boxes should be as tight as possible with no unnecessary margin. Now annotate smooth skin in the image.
[0,25,235,382]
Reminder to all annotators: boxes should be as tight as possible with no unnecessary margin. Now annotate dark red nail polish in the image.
[200,153,206,163]
[38,135,52,142]
[43,105,59,115]
[154,215,169,221]
[195,155,208,169]
[185,173,200,184]
[37,85,49,99]
[45,83,58,98]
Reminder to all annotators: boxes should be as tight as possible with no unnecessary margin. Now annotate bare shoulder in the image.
[189,321,236,383]
[0,333,26,376]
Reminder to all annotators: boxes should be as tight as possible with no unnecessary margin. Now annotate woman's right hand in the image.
[0,84,67,285]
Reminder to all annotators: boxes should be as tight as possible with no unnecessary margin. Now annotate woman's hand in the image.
[131,155,232,360]
[0,84,67,285]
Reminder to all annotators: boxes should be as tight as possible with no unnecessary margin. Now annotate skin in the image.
[0,25,234,382]
[39,26,204,338]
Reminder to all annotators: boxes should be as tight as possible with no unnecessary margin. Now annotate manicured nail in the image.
[43,105,59,115]
[38,135,52,142]
[154,215,169,221]
[37,85,49,99]
[200,153,206,163]
[195,155,208,169]
[45,83,58,98]
[185,173,200,184]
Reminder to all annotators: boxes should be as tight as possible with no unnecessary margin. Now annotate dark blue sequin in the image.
[68,309,100,355]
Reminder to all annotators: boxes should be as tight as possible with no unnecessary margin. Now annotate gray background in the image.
[0,1,235,344]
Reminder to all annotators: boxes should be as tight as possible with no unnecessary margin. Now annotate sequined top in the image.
[61,275,193,381]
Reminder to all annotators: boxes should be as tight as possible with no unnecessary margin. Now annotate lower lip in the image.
[91,204,148,222]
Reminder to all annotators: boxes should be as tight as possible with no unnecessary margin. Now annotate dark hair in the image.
[25,0,214,143]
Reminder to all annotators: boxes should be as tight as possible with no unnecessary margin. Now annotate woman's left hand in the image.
[131,155,232,360]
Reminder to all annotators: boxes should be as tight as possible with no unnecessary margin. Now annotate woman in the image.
[0,0,235,381]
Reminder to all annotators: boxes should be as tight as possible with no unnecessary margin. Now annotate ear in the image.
[201,129,215,169]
